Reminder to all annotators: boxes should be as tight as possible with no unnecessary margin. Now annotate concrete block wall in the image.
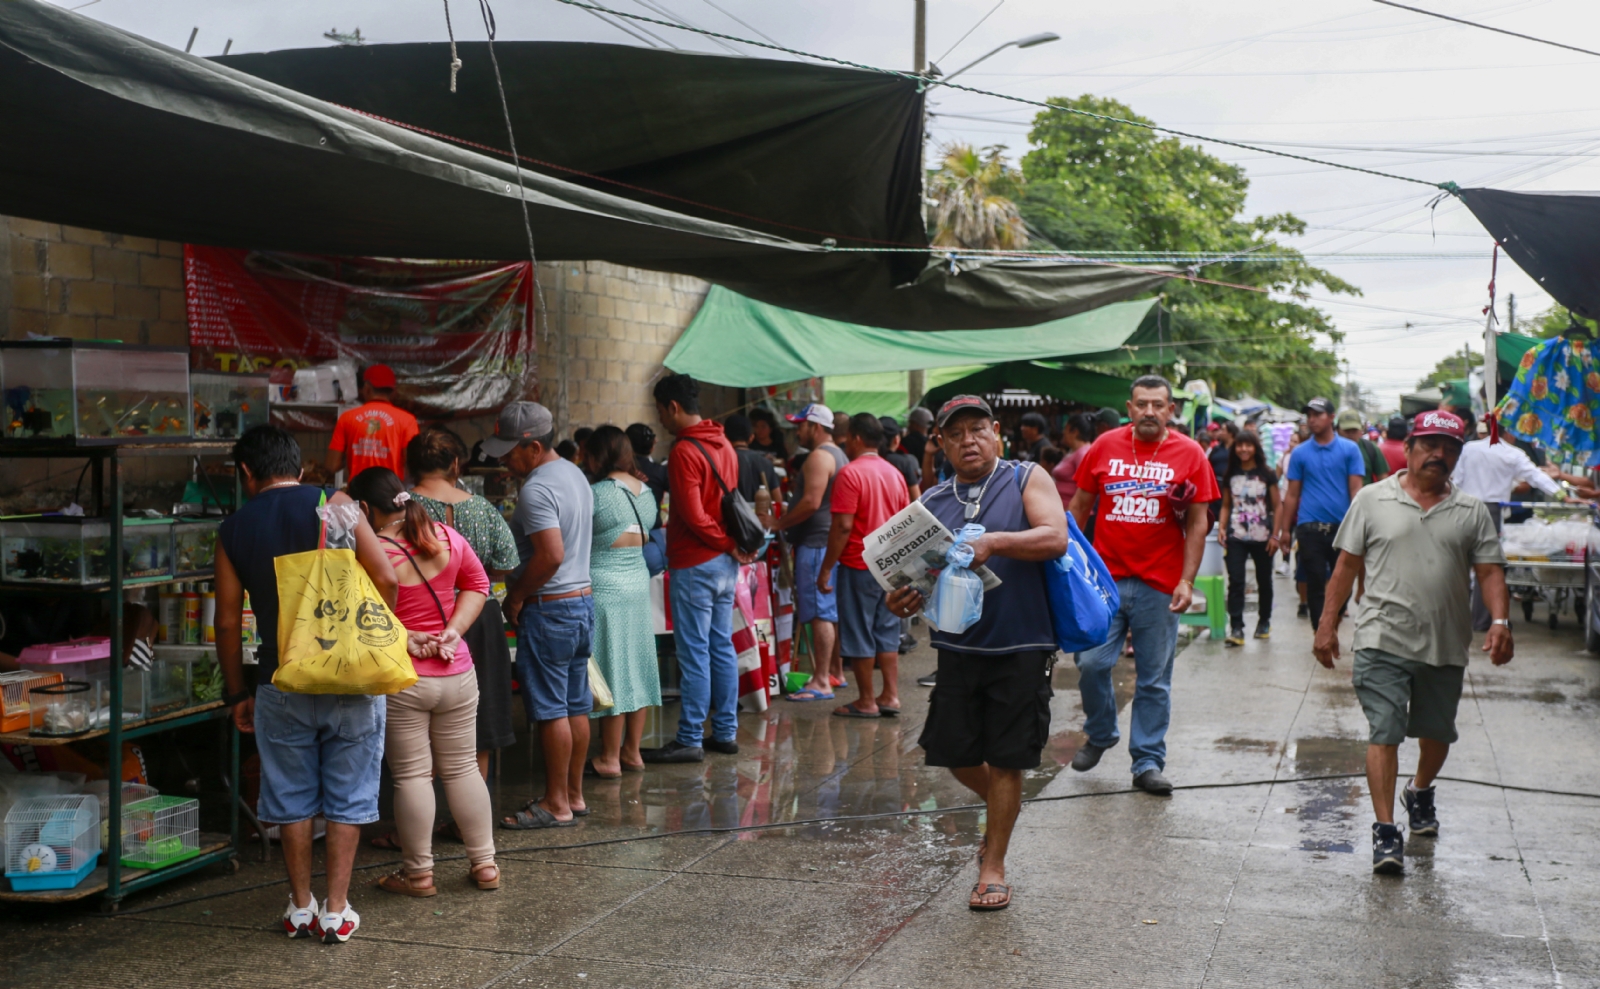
[1,217,187,345]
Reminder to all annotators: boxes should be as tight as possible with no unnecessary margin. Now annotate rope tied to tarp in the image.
[442,0,462,92]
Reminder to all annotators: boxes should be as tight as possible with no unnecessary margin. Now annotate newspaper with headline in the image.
[862,500,1002,597]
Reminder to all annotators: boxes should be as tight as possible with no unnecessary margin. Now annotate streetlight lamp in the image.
[932,32,1060,84]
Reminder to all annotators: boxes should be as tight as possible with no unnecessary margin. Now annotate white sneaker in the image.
[283,895,319,938]
[314,902,360,944]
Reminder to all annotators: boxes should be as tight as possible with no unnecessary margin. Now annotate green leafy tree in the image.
[1416,349,1482,391]
[927,143,1030,251]
[1017,95,1354,406]
[1528,304,1596,338]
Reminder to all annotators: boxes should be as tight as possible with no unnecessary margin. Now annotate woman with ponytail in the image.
[347,467,500,896]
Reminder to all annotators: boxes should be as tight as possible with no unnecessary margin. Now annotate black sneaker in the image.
[916,672,937,688]
[1224,627,1245,647]
[1297,603,1309,618]
[641,740,704,763]
[1070,742,1106,773]
[898,634,917,654]
[703,738,739,755]
[1254,620,1271,640]
[1402,784,1439,836]
[1372,822,1404,874]
[1132,769,1174,795]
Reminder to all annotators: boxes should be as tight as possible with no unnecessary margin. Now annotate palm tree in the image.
[927,144,1029,251]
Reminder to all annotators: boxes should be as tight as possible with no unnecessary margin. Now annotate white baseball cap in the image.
[785,403,834,429]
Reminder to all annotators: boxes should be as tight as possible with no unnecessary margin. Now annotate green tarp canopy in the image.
[824,367,985,420]
[0,0,1173,330]
[922,363,1137,413]
[665,287,1160,387]
[1497,332,1541,383]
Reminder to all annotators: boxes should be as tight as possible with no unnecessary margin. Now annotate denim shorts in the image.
[837,565,900,659]
[253,683,385,826]
[792,544,838,625]
[516,594,595,721]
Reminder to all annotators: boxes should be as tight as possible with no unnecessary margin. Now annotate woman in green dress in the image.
[581,425,662,777]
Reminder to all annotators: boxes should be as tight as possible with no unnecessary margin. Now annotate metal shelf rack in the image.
[0,440,241,907]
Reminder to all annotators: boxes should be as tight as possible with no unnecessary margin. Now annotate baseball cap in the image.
[878,415,902,438]
[1095,407,1123,430]
[1336,409,1363,431]
[363,364,397,390]
[785,403,834,428]
[479,401,554,458]
[1410,409,1466,442]
[1303,397,1335,415]
[908,407,934,428]
[935,394,994,428]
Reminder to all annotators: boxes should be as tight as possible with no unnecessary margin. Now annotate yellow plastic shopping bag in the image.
[271,501,417,695]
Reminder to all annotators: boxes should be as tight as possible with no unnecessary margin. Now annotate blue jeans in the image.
[253,684,385,826]
[669,554,740,747]
[1075,577,1180,776]
[515,595,595,722]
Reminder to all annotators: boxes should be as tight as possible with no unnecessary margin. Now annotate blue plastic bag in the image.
[926,524,986,634]
[1045,512,1120,652]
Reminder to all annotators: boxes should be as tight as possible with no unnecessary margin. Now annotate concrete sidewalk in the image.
[3,573,1597,988]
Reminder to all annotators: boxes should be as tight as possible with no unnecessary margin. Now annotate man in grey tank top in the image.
[773,404,848,699]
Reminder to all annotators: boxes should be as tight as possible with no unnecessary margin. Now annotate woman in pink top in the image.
[348,468,499,896]
[1052,413,1094,502]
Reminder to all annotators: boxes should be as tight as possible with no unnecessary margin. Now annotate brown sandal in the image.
[377,870,437,897]
[470,862,501,890]
[968,882,1011,911]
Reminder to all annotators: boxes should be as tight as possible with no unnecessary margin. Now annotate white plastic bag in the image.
[927,524,986,634]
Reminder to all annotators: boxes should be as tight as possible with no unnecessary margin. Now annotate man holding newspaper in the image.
[880,395,1067,912]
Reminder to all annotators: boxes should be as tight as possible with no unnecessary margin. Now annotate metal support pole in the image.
[913,0,926,72]
[107,448,123,903]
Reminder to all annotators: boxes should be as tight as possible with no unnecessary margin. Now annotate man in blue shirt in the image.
[1274,397,1365,628]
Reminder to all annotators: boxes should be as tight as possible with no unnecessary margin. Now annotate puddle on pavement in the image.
[1275,736,1368,854]
[1470,675,1593,707]
[1288,735,1367,776]
[1213,736,1279,756]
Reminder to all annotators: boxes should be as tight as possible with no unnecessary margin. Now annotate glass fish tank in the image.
[1,342,192,444]
[190,372,269,440]
[0,520,110,585]
[172,519,220,577]
[121,518,174,582]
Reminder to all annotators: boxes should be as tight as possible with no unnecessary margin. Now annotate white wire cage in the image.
[4,793,100,890]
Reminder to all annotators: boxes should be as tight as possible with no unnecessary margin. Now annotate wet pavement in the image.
[4,571,1599,987]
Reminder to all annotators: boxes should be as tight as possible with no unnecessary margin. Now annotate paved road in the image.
[4,573,1597,987]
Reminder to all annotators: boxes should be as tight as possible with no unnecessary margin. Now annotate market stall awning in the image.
[665,287,1159,387]
[0,0,1173,330]
[1497,331,1542,382]
[823,367,986,421]
[922,363,1137,413]
[1460,188,1600,321]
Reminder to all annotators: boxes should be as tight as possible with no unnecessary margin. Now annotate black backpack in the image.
[687,438,766,555]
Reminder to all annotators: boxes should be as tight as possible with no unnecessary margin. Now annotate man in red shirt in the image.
[821,413,910,718]
[1379,414,1409,474]
[325,364,419,481]
[1068,375,1218,794]
[643,373,757,764]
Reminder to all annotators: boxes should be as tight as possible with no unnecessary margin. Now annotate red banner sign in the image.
[185,246,537,417]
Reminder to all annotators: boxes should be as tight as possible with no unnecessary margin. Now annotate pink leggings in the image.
[386,670,495,875]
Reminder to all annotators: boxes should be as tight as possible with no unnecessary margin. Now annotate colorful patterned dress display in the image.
[1496,334,1600,467]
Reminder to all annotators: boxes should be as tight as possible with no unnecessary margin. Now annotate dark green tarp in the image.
[0,0,1173,330]
[924,362,1136,412]
[1460,189,1600,321]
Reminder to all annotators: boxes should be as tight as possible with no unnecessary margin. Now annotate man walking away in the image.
[1339,409,1389,485]
[1379,415,1409,475]
[887,395,1067,911]
[645,374,756,762]
[325,364,419,480]
[1275,398,1364,629]
[1312,410,1511,875]
[822,413,908,719]
[774,404,847,700]
[215,425,399,944]
[1068,376,1218,794]
[488,403,597,830]
[1016,412,1054,462]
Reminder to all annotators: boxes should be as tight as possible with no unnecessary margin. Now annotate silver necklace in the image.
[951,463,1001,521]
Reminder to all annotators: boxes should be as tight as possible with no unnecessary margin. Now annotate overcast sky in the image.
[56,0,1600,407]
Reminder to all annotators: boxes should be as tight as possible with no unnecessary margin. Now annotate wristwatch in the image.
[1490,619,1512,628]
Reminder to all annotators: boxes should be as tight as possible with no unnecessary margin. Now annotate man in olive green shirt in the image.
[1313,409,1512,876]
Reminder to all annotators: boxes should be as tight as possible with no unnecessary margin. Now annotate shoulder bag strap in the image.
[686,437,733,496]
[380,533,451,625]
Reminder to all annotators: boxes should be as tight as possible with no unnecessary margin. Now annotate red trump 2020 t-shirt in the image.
[1074,425,1219,594]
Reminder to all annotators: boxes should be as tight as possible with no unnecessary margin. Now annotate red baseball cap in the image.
[364,364,397,389]
[1410,409,1466,442]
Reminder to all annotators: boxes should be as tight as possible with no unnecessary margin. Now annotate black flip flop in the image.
[833,702,882,719]
[969,882,1012,911]
[499,803,575,830]
[583,759,621,780]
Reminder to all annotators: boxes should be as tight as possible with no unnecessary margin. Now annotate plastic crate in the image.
[5,794,100,890]
[120,795,200,870]
[0,669,64,733]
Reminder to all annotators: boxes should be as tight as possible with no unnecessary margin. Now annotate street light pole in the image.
[935,32,1060,84]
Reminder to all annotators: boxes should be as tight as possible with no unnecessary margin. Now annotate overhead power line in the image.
[1371,0,1600,59]
[553,0,1456,193]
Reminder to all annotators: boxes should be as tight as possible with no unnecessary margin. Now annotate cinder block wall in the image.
[1,217,187,345]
